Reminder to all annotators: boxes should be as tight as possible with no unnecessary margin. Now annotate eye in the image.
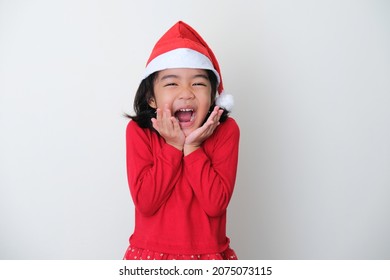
[192,83,207,87]
[164,83,178,87]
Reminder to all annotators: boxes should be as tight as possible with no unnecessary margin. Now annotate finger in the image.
[206,108,218,123]
[163,104,172,118]
[207,109,221,126]
[171,116,181,132]
[155,108,163,122]
[162,104,174,130]
[211,108,223,123]
[151,118,160,132]
[214,109,223,123]
[205,109,223,132]
[157,108,171,132]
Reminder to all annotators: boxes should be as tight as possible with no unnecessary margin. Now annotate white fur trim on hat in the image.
[144,48,221,84]
[215,91,234,111]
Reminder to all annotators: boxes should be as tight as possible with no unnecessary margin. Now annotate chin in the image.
[179,120,201,136]
[181,127,194,137]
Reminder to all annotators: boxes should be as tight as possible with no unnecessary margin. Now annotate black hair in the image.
[125,70,229,129]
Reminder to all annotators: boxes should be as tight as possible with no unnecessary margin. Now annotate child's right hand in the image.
[151,104,185,151]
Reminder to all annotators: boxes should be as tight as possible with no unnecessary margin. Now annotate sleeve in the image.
[183,118,240,217]
[126,121,183,216]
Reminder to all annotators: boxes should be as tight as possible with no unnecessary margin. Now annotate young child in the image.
[123,21,240,260]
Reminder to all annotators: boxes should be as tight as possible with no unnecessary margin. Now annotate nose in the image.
[179,86,195,100]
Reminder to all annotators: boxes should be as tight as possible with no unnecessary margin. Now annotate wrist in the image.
[167,142,183,151]
[183,143,200,156]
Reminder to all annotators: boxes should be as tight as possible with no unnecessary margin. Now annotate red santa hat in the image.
[143,21,234,111]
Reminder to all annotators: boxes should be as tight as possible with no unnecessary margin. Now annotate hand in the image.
[184,106,223,155]
[151,104,185,151]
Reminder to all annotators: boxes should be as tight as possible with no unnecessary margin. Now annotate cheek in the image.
[196,98,212,122]
[153,91,174,108]
[200,94,212,111]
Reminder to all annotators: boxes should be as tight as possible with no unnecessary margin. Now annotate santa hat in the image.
[143,21,234,111]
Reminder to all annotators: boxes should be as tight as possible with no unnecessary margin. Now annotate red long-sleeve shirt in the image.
[126,117,240,255]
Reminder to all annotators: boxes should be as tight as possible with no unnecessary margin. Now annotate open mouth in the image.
[174,108,195,123]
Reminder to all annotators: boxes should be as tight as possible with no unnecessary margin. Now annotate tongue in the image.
[175,111,192,122]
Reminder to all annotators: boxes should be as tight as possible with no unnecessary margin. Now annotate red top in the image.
[126,117,240,255]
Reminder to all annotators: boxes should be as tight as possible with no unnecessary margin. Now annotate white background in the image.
[1,0,389,259]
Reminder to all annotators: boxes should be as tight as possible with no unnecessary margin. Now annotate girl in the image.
[123,21,240,260]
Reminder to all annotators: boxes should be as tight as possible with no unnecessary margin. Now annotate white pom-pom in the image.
[215,91,234,111]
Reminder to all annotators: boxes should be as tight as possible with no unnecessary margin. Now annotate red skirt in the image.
[123,245,238,260]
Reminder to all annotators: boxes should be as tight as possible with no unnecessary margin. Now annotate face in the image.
[149,68,213,136]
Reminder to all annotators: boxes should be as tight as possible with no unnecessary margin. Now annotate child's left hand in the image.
[183,106,223,155]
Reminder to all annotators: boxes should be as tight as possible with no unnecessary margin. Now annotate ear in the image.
[148,98,157,109]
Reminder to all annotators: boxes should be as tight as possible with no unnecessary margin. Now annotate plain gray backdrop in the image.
[1,0,389,259]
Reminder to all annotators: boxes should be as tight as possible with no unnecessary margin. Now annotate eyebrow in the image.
[159,74,209,81]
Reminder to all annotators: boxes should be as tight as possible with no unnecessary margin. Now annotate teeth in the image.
[175,108,195,123]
